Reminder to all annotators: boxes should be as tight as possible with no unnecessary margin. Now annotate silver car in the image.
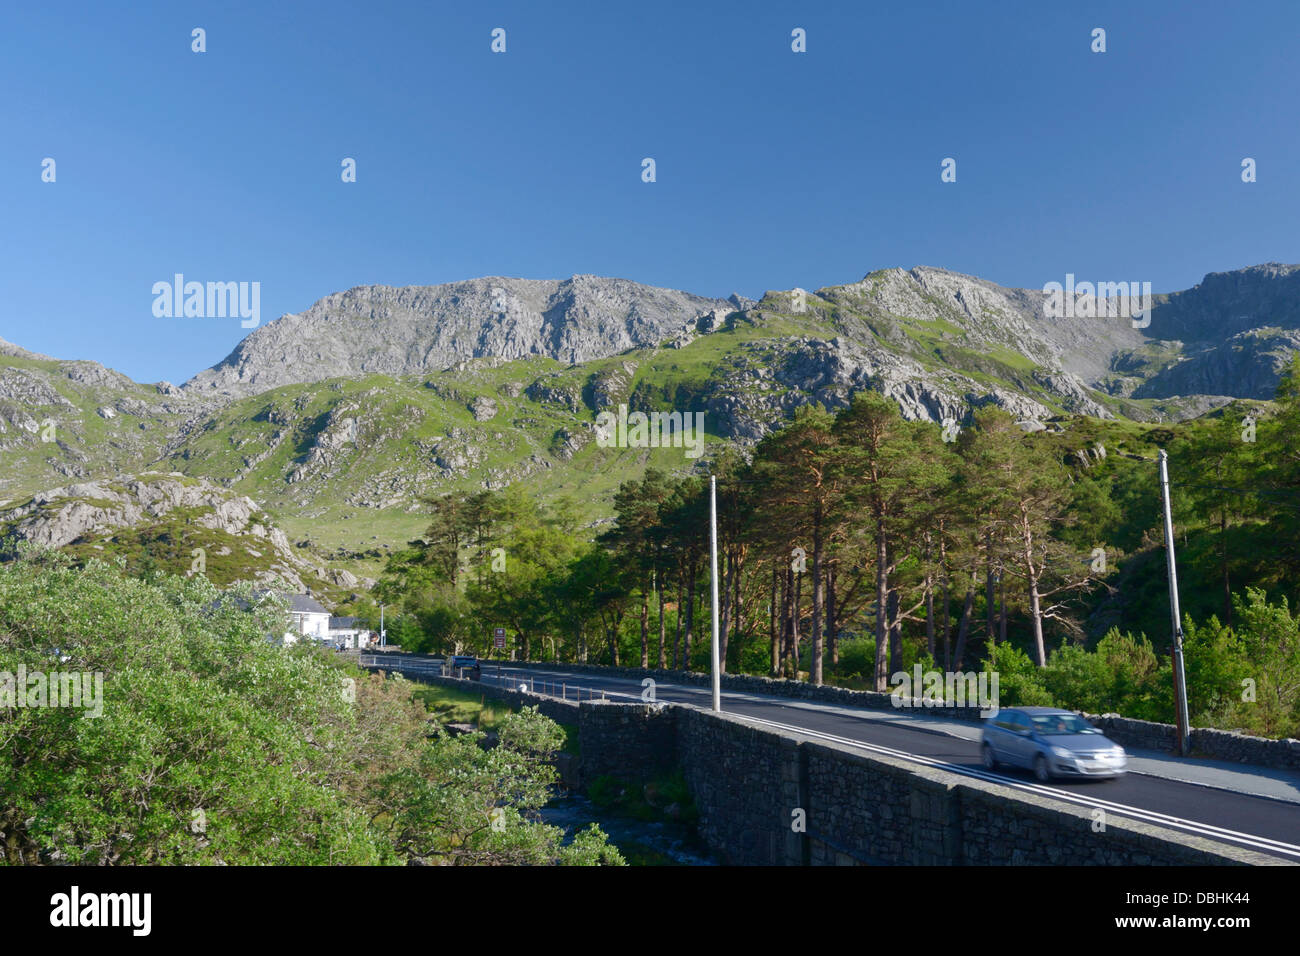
[981,707,1128,781]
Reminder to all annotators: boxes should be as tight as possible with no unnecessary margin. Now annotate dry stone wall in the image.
[368,666,1286,865]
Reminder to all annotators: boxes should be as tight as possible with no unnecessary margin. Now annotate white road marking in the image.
[736,712,1300,859]
[460,666,1300,855]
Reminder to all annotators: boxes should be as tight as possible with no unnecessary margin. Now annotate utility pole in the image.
[709,475,721,713]
[380,604,386,650]
[1158,450,1191,756]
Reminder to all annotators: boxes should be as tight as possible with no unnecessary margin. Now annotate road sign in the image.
[493,627,506,649]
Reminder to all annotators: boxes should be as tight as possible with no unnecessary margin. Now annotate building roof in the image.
[329,616,363,629]
[251,589,330,615]
[284,593,329,614]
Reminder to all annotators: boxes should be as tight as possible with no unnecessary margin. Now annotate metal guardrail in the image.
[359,655,444,673]
[359,658,618,703]
[360,655,488,682]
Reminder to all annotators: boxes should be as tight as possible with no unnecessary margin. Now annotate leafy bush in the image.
[983,642,1054,707]
[1042,631,1168,720]
[735,635,775,675]
[0,557,622,865]
[834,637,877,681]
[588,771,697,826]
[1183,589,1300,738]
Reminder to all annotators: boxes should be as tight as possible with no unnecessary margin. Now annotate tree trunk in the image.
[673,561,684,669]
[887,585,901,678]
[684,556,697,670]
[827,564,839,669]
[941,571,952,672]
[939,524,952,670]
[1022,513,1047,667]
[639,575,649,669]
[874,516,889,691]
[790,561,803,679]
[953,577,975,670]
[731,549,745,672]
[811,501,824,686]
[1028,574,1046,667]
[770,565,780,677]
[656,565,667,669]
[924,533,935,660]
[998,565,1008,645]
[719,547,733,674]
[781,561,795,677]
[985,531,997,643]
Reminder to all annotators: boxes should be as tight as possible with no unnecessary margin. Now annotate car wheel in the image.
[1033,754,1052,782]
[982,744,998,770]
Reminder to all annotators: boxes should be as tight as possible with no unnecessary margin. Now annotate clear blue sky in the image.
[2,0,1297,384]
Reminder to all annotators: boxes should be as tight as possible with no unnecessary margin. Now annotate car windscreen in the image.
[1029,714,1099,735]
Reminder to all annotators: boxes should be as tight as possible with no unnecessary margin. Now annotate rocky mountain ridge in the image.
[2,262,1296,595]
[176,263,1300,416]
[183,275,738,397]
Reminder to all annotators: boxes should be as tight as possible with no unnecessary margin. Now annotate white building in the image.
[256,591,331,645]
[328,616,371,650]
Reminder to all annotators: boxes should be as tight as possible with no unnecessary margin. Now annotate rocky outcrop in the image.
[0,472,348,598]
[183,275,735,397]
[695,308,730,334]
[2,474,268,549]
[0,337,54,361]
[430,432,486,474]
[551,426,592,461]
[699,337,1062,442]
[1134,328,1300,400]
[0,367,75,408]
[584,361,637,412]
[525,376,583,412]
[468,396,498,421]
[1141,262,1300,344]
[813,264,1300,406]
[287,404,362,484]
[63,361,135,390]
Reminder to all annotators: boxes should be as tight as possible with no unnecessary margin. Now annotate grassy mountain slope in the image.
[2,263,1298,599]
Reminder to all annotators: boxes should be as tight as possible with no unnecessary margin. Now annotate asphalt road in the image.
[367,655,1300,861]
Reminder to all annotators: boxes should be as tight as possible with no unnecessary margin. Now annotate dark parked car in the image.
[449,655,481,681]
[981,707,1127,781]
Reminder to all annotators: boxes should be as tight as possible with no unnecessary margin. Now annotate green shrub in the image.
[983,642,1054,707]
[0,558,622,865]
[835,637,877,681]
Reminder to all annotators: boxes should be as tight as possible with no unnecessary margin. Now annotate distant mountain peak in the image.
[182,275,733,396]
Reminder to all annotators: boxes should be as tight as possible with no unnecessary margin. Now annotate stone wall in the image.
[506,659,988,721]
[577,702,678,787]
[677,707,806,865]
[365,665,1290,865]
[1085,713,1300,772]
[644,704,1281,866]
